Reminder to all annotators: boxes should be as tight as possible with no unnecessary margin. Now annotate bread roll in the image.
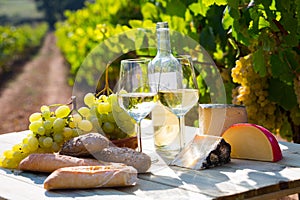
[94,147,151,173]
[19,153,125,173]
[44,165,138,190]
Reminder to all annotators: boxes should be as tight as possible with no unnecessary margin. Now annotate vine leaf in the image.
[253,48,266,77]
[189,1,209,16]
[270,53,294,83]
[141,3,158,20]
[268,78,298,110]
[166,0,186,18]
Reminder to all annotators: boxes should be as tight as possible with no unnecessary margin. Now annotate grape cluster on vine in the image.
[231,55,282,134]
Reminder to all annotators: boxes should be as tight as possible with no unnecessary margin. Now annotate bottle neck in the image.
[157,27,172,56]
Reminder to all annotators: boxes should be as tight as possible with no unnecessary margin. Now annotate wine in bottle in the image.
[149,22,182,154]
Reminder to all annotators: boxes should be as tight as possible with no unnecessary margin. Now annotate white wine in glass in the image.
[117,58,158,152]
[158,55,199,151]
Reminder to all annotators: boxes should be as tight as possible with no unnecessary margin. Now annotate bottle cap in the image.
[156,22,168,29]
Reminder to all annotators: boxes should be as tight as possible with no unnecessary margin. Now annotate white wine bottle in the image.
[148,22,181,90]
[149,22,182,155]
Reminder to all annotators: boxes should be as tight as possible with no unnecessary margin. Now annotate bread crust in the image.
[18,153,125,173]
[44,165,138,190]
[94,147,151,173]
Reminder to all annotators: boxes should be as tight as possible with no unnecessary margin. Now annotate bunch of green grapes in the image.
[0,103,93,169]
[0,93,135,169]
[83,93,136,140]
[231,54,282,134]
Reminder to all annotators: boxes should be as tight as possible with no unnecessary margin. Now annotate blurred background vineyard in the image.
[0,0,300,143]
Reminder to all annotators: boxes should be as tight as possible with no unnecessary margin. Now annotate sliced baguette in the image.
[19,153,125,173]
[44,165,137,190]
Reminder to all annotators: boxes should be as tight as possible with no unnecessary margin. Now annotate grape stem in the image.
[68,96,84,118]
[96,62,113,97]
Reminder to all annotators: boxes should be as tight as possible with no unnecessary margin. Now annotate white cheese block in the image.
[170,135,231,169]
[199,104,248,136]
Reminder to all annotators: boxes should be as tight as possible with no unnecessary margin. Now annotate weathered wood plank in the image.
[1,131,300,199]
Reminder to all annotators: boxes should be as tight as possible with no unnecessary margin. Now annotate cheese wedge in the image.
[199,104,248,136]
[222,123,282,162]
[170,135,231,169]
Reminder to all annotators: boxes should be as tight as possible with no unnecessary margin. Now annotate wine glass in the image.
[158,55,199,151]
[117,58,158,152]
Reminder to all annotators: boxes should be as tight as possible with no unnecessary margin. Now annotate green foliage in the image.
[55,0,300,141]
[0,23,48,73]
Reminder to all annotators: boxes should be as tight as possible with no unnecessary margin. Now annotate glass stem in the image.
[178,115,185,151]
[136,121,142,152]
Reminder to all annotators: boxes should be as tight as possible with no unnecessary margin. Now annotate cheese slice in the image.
[170,135,231,169]
[199,104,248,136]
[222,123,282,162]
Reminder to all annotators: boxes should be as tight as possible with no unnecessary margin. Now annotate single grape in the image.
[90,105,100,116]
[97,102,112,113]
[72,128,82,137]
[84,93,96,107]
[38,136,46,148]
[69,121,76,128]
[40,105,50,112]
[78,119,93,132]
[102,122,115,133]
[53,133,64,143]
[53,118,65,132]
[107,113,115,123]
[29,112,42,122]
[43,120,52,130]
[51,142,60,152]
[12,143,22,152]
[37,126,46,135]
[29,121,43,133]
[27,136,39,151]
[49,116,56,123]
[98,94,108,102]
[43,137,53,148]
[3,158,18,169]
[3,150,13,159]
[42,110,51,119]
[72,114,82,125]
[21,144,31,154]
[12,151,23,162]
[89,116,101,130]
[78,106,91,118]
[55,105,71,118]
[99,113,108,122]
[22,137,29,144]
[63,127,73,138]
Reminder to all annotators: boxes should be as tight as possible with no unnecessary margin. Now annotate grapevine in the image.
[54,0,300,141]
[231,55,282,134]
[0,23,48,72]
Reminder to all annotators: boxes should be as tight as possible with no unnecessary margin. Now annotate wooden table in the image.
[0,129,300,200]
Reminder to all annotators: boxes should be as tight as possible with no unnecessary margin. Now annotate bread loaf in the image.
[44,165,138,190]
[19,153,125,173]
[59,133,109,157]
[95,147,151,173]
